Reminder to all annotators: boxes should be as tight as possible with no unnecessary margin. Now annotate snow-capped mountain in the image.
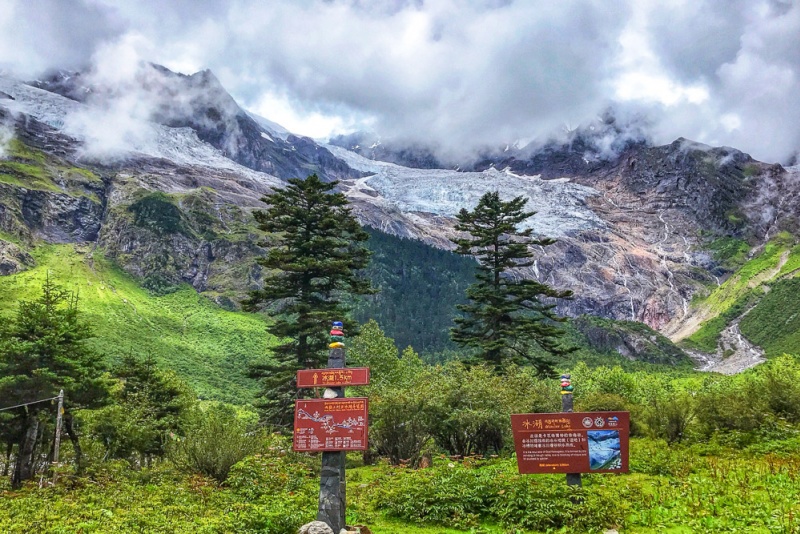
[2,65,799,372]
[27,65,360,182]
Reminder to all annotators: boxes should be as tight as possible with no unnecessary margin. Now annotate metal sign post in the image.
[52,389,64,485]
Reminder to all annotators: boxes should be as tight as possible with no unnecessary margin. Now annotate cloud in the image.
[0,0,125,77]
[0,111,13,159]
[60,34,161,161]
[1,0,799,164]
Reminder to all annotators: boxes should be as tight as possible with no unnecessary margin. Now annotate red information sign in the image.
[511,411,629,474]
[293,398,369,452]
[296,368,370,388]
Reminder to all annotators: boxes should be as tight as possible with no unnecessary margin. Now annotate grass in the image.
[1,438,799,533]
[0,244,276,403]
[0,166,62,193]
[707,236,750,269]
[740,277,800,357]
[0,138,104,198]
[685,235,800,352]
[0,230,22,245]
[7,138,46,164]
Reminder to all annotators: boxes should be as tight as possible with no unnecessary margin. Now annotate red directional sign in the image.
[511,411,629,474]
[296,368,370,388]
[293,398,369,452]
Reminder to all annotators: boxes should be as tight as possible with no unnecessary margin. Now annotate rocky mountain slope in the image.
[29,66,360,182]
[2,66,799,372]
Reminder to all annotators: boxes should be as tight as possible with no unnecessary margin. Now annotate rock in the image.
[298,521,334,534]
[20,189,103,243]
[0,240,34,275]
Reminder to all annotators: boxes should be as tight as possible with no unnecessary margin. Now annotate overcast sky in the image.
[1,0,798,164]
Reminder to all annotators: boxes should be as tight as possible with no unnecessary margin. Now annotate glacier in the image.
[326,143,604,238]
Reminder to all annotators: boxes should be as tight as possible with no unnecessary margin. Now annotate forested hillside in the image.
[354,227,476,353]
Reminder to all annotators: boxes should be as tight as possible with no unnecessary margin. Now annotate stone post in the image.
[560,374,582,487]
[317,321,347,532]
[52,390,64,484]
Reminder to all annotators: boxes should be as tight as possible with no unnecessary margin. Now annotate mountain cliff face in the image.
[3,67,799,370]
[330,137,798,343]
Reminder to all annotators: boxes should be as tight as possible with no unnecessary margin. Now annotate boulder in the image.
[298,521,334,534]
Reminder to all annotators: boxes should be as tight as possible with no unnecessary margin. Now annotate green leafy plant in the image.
[169,404,263,482]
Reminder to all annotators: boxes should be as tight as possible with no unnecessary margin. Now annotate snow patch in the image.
[0,76,282,187]
[247,111,291,140]
[0,110,13,159]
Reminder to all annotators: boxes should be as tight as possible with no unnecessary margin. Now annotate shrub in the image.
[643,392,696,445]
[227,434,316,499]
[169,405,263,482]
[128,192,187,235]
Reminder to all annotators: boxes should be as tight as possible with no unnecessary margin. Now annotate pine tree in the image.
[245,174,374,426]
[450,191,572,374]
[0,275,109,487]
[92,354,193,462]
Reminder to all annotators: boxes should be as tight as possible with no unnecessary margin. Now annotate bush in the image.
[374,462,500,529]
[369,390,435,466]
[425,364,511,457]
[643,392,696,445]
[169,405,263,482]
[227,434,316,499]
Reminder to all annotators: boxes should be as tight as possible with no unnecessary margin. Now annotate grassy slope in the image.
[740,277,800,357]
[685,236,800,353]
[0,138,103,200]
[0,244,274,403]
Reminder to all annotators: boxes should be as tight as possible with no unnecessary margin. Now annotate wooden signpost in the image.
[293,321,369,534]
[296,368,370,389]
[512,375,630,483]
[511,411,630,474]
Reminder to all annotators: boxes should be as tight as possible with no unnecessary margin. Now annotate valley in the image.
[3,65,800,374]
[2,60,800,534]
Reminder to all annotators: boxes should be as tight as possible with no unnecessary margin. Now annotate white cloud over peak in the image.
[1,0,798,164]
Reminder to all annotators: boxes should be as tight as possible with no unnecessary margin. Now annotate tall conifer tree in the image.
[245,174,373,426]
[450,191,572,374]
[0,275,109,487]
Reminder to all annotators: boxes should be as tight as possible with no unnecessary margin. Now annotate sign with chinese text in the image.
[296,368,370,388]
[293,398,369,452]
[511,411,629,474]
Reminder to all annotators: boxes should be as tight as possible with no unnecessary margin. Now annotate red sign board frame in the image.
[296,367,370,388]
[293,398,369,452]
[511,411,629,474]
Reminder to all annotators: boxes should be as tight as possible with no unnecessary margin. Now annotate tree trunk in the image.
[64,412,83,473]
[33,419,46,477]
[2,440,13,477]
[12,413,39,489]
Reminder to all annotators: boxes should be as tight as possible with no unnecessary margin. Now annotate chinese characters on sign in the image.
[511,412,630,474]
[293,398,369,452]
[296,367,370,388]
